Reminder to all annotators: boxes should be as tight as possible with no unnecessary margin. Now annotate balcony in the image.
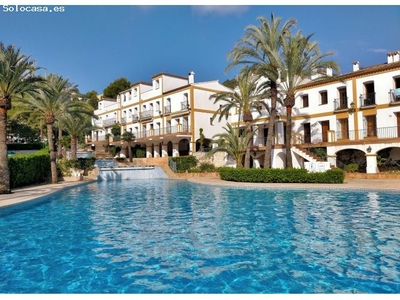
[360,93,376,107]
[164,105,171,115]
[295,125,400,146]
[390,88,400,103]
[181,102,190,110]
[131,114,139,123]
[140,110,153,120]
[121,117,127,125]
[135,125,191,139]
[102,118,117,127]
[333,98,348,111]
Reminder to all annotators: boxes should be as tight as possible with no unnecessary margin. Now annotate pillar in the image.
[366,154,378,174]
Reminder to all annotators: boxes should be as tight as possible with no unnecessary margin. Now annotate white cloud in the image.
[192,5,249,16]
[368,48,388,53]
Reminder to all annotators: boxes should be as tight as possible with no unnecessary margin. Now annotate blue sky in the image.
[1,4,399,94]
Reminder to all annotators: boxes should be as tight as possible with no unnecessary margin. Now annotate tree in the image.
[84,90,99,109]
[103,77,130,99]
[121,131,135,162]
[278,31,339,168]
[0,43,43,194]
[210,68,265,168]
[111,123,121,137]
[14,74,80,184]
[226,13,296,168]
[206,123,254,168]
[58,111,95,159]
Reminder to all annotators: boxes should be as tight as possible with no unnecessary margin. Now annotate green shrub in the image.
[198,162,216,172]
[344,163,359,173]
[218,167,345,184]
[170,156,198,172]
[58,157,96,176]
[134,148,146,158]
[9,149,50,188]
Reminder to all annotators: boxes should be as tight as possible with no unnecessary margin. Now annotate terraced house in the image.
[91,71,233,159]
[238,51,400,173]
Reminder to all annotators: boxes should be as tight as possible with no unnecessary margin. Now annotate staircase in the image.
[291,146,326,163]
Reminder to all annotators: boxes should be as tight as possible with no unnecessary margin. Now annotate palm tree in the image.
[0,43,43,194]
[278,31,340,168]
[14,74,80,184]
[225,13,296,168]
[206,123,254,168]
[58,112,94,159]
[121,131,135,162]
[210,68,265,168]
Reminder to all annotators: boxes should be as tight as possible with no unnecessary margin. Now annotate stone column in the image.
[366,154,378,174]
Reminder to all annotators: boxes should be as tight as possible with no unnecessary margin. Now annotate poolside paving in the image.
[0,177,399,209]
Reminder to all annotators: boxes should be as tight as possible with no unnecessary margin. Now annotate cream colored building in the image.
[231,51,400,173]
[91,71,233,159]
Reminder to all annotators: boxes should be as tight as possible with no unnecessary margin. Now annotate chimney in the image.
[388,51,400,64]
[188,71,195,84]
[352,61,359,72]
[326,67,332,77]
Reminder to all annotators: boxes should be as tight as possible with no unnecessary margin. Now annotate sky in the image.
[1,3,399,95]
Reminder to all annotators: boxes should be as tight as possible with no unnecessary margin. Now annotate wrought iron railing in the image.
[102,118,117,127]
[333,98,348,110]
[140,110,153,120]
[360,92,376,107]
[131,114,139,123]
[134,125,191,139]
[181,101,190,110]
[164,105,171,115]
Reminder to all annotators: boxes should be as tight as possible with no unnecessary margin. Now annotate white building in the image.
[231,51,400,173]
[91,71,233,159]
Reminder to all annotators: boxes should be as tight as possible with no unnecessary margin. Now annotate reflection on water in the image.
[0,180,399,293]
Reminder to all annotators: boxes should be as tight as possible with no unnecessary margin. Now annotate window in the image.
[364,115,377,137]
[302,95,309,108]
[320,91,328,105]
[362,82,376,106]
[133,88,138,97]
[210,117,213,125]
[395,77,400,89]
[337,118,349,139]
[337,87,347,110]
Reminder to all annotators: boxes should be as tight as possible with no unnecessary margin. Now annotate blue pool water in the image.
[0,179,399,293]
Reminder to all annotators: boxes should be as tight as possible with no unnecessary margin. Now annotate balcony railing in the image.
[121,117,127,125]
[295,126,400,146]
[360,93,376,107]
[131,114,139,123]
[134,125,191,139]
[164,105,171,115]
[181,102,190,110]
[390,88,400,103]
[102,118,117,127]
[140,110,153,120]
[333,98,348,111]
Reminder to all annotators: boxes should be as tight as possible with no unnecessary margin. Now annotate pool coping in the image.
[1,177,399,210]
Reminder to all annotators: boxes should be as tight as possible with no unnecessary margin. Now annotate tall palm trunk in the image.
[264,81,277,168]
[57,127,63,159]
[70,134,77,159]
[0,105,11,194]
[46,123,58,184]
[285,106,293,168]
[244,121,252,168]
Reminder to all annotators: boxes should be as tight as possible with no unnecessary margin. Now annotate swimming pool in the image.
[0,179,399,293]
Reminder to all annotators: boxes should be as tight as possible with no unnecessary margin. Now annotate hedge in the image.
[9,148,50,188]
[218,167,345,184]
[169,156,198,172]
